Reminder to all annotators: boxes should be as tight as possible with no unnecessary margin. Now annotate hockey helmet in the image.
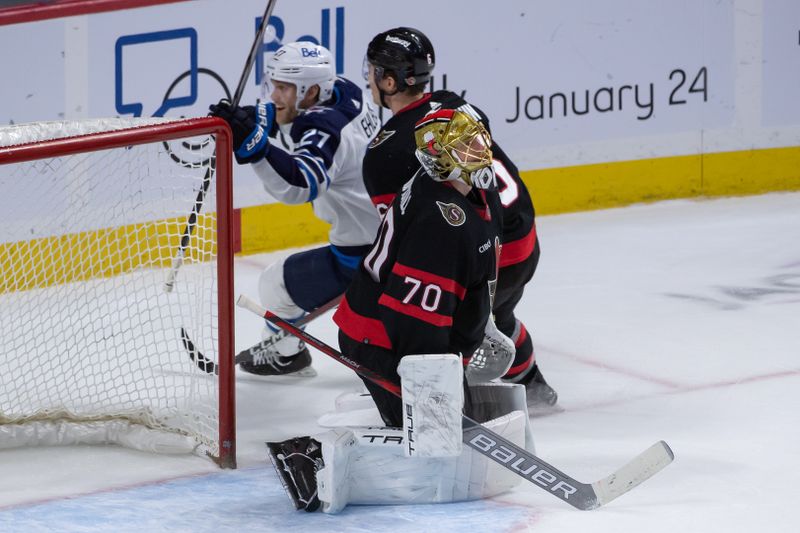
[414,109,494,188]
[365,27,435,90]
[264,42,335,106]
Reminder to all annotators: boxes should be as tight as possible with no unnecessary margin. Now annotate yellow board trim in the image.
[236,145,800,254]
[1,214,216,294]
[523,145,800,215]
[238,202,329,256]
[4,145,799,288]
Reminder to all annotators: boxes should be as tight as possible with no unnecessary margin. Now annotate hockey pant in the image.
[259,244,368,355]
[494,238,540,381]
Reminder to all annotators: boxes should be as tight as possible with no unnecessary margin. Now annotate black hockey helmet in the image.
[366,27,435,90]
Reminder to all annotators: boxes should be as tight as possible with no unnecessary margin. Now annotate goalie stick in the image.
[183,293,343,375]
[236,294,675,510]
[164,0,279,292]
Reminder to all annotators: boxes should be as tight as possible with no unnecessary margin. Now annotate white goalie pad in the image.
[317,390,382,428]
[397,354,463,458]
[313,409,527,514]
[318,384,536,456]
[468,381,536,454]
[466,317,515,384]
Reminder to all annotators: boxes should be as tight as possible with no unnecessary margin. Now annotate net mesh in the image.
[0,118,227,461]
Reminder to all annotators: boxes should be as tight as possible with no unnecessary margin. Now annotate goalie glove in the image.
[209,100,276,164]
[466,316,515,384]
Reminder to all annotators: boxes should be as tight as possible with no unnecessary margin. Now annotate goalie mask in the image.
[414,109,495,188]
[263,42,335,109]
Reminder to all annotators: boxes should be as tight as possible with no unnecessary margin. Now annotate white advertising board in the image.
[0,0,797,208]
[762,0,800,127]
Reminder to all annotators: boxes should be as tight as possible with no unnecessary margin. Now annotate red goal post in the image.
[0,116,236,468]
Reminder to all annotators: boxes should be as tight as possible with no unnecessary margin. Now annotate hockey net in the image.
[0,117,235,467]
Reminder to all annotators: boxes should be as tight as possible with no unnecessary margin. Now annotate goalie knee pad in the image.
[397,354,463,458]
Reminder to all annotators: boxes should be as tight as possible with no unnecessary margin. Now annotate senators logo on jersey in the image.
[436,201,466,226]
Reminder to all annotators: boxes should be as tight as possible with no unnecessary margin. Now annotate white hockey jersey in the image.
[251,77,381,247]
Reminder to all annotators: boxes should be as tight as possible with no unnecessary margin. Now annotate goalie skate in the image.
[267,436,324,512]
[238,345,317,377]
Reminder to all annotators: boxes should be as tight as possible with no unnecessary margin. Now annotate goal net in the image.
[0,117,235,467]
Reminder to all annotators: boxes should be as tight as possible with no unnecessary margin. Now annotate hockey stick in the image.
[163,163,215,292]
[232,0,279,108]
[183,293,343,375]
[237,294,674,510]
[164,0,279,292]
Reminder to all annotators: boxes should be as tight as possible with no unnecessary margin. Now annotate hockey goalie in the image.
[266,108,536,513]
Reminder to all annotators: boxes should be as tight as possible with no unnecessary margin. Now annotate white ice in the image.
[1,192,798,532]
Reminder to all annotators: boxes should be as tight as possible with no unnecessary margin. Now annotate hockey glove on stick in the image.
[209,100,276,164]
[466,316,515,384]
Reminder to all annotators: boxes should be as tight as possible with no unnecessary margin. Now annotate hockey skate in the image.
[267,436,324,512]
[522,364,561,415]
[238,344,317,377]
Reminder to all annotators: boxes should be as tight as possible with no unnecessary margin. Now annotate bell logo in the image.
[256,7,346,85]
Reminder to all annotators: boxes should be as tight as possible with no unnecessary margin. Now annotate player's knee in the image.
[258,258,302,318]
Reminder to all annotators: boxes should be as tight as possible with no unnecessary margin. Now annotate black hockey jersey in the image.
[362,91,537,268]
[333,170,501,361]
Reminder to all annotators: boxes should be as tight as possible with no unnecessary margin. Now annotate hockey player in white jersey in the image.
[210,42,381,376]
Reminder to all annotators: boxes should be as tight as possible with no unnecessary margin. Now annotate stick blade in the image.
[590,440,674,509]
[181,327,218,375]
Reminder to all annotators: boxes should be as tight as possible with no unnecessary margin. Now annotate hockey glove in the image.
[209,100,276,164]
[465,317,515,384]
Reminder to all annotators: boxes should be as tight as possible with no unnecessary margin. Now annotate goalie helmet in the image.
[264,42,335,106]
[365,27,435,90]
[414,109,494,188]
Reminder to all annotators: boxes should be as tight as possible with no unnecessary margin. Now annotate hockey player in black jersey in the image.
[361,27,557,411]
[210,42,380,377]
[333,107,501,426]
[267,109,535,513]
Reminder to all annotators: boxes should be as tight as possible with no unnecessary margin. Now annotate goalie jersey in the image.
[333,170,502,366]
[362,90,537,268]
[251,77,381,248]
